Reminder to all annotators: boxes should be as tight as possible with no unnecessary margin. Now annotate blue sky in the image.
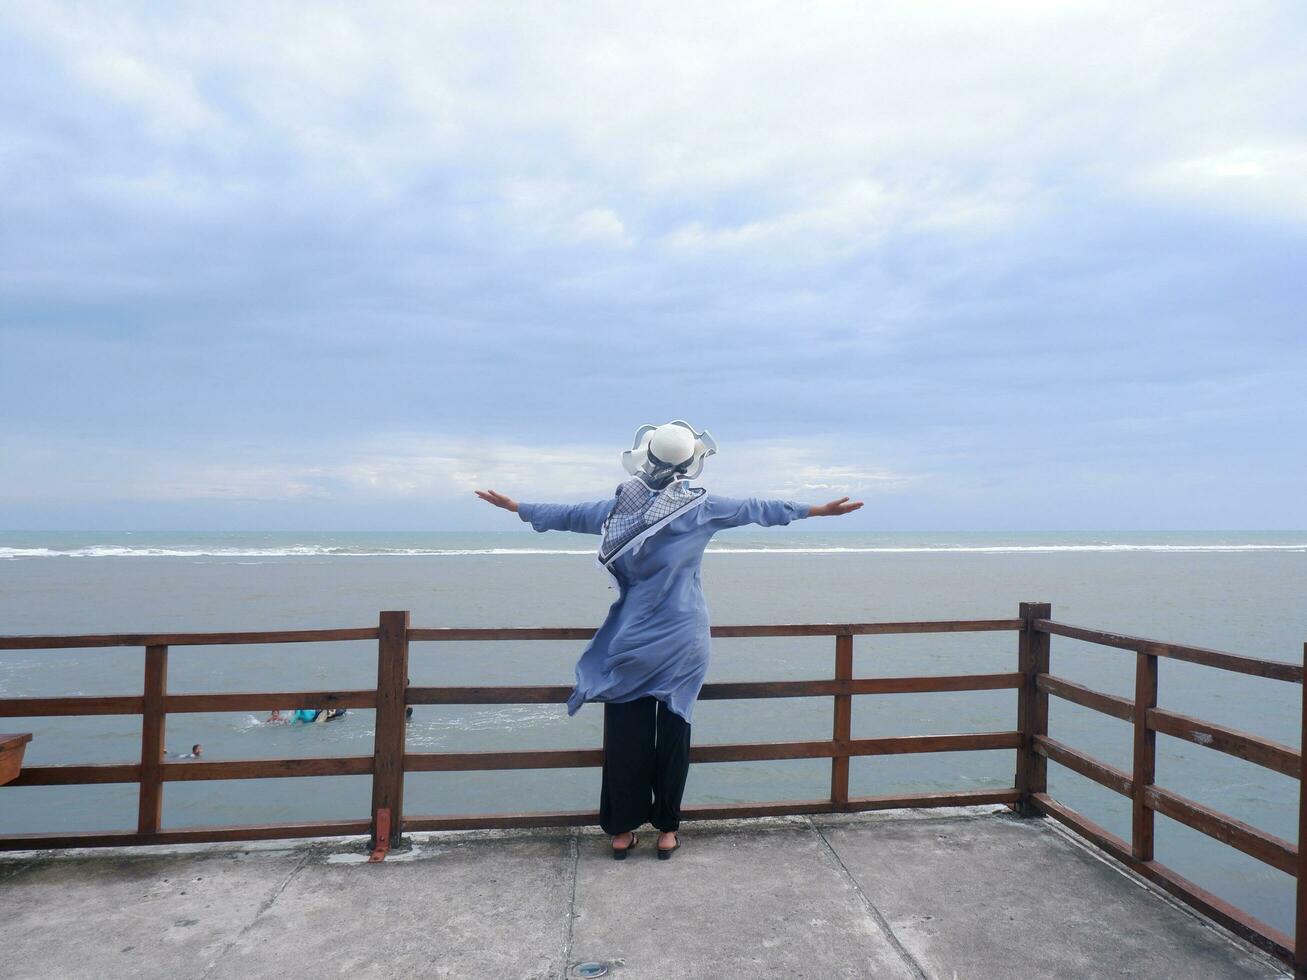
[1,3,1304,531]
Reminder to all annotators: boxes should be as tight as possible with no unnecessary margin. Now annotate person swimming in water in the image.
[279,707,348,724]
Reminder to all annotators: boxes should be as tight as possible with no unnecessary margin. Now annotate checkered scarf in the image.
[598,477,706,567]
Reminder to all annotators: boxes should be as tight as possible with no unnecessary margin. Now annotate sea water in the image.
[1,529,1303,934]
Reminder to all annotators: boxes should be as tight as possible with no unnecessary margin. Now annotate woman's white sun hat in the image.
[622,421,717,488]
[598,421,718,581]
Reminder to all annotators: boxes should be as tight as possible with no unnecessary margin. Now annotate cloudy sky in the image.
[1,2,1303,531]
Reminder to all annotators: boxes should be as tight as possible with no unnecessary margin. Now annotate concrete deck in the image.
[0,807,1288,979]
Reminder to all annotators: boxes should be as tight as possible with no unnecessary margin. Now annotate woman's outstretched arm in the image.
[807,496,863,518]
[475,489,615,535]
[702,494,862,530]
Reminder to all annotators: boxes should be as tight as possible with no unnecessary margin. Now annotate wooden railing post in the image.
[1132,645,1160,860]
[1295,641,1306,978]
[1015,602,1051,816]
[370,610,410,849]
[830,630,853,810]
[137,644,168,836]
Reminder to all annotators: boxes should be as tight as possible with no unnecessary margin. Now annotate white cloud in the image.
[496,178,635,247]
[6,0,1304,243]
[334,437,617,499]
[2,2,1304,531]
[0,431,921,505]
[573,208,632,248]
[142,464,329,501]
[706,441,921,499]
[1143,143,1307,221]
[81,54,208,136]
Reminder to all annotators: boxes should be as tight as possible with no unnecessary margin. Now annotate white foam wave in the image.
[404,704,568,749]
[1,542,1305,559]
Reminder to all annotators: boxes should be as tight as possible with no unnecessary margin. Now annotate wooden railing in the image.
[1017,606,1305,973]
[0,604,1302,973]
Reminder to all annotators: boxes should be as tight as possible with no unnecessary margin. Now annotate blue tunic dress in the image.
[517,491,811,725]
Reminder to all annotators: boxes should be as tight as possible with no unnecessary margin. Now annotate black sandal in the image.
[657,831,680,860]
[612,831,638,860]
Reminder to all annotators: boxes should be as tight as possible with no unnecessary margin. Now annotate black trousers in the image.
[598,695,691,835]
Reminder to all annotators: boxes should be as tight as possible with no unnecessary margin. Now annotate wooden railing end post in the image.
[370,610,410,850]
[1015,602,1051,817]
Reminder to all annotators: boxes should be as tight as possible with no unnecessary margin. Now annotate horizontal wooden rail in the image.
[715,620,1024,637]
[161,756,375,781]
[402,788,1023,831]
[1033,735,1133,797]
[1034,620,1302,683]
[9,757,376,784]
[0,620,1021,650]
[1031,793,1293,964]
[703,673,1023,698]
[408,627,596,642]
[408,673,1023,705]
[407,619,1022,642]
[404,732,1021,772]
[407,748,604,772]
[408,684,571,705]
[843,788,1021,811]
[0,695,144,717]
[1144,785,1297,876]
[0,819,373,852]
[0,627,379,650]
[1147,707,1300,779]
[847,731,1021,756]
[164,690,378,713]
[9,763,140,786]
[0,691,378,716]
[1036,674,1133,722]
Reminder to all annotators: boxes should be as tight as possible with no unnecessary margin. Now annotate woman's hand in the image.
[475,489,519,513]
[809,496,863,518]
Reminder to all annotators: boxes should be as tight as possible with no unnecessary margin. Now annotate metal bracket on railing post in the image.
[368,808,391,862]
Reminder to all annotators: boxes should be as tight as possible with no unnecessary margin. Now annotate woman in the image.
[476,421,861,860]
